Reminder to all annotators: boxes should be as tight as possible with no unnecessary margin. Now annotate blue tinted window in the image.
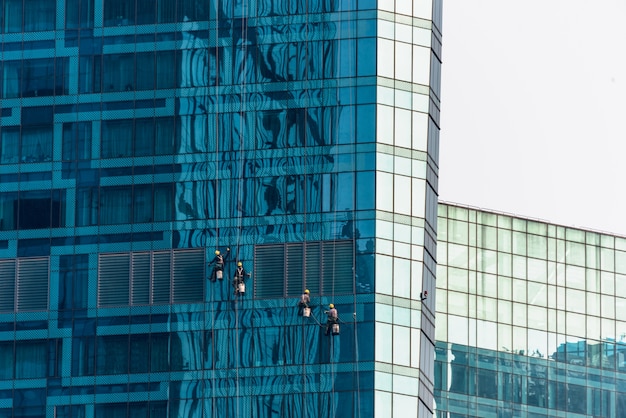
[103,0,135,26]
[72,337,95,376]
[0,190,66,230]
[2,0,54,33]
[358,38,376,76]
[0,343,12,379]
[0,127,19,164]
[66,0,94,28]
[100,187,132,225]
[59,255,89,310]
[62,122,92,161]
[15,341,47,379]
[102,54,134,92]
[356,105,375,142]
[1,58,68,99]
[96,335,128,375]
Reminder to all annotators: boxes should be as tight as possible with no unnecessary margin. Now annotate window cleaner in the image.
[324,304,339,336]
[208,247,230,281]
[233,261,251,296]
[298,289,311,317]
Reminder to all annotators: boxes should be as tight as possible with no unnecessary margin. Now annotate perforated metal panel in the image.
[254,240,354,298]
[304,242,321,295]
[285,243,304,297]
[254,244,285,298]
[172,248,204,303]
[98,253,130,307]
[0,260,15,312]
[98,249,204,307]
[131,252,150,305]
[16,257,49,311]
[152,251,171,304]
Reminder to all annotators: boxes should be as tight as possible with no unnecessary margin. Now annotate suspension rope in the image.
[345,6,361,417]
[233,4,250,416]
[235,0,248,255]
[302,2,311,415]
[209,3,221,417]
[353,310,360,418]
[328,2,347,415]
[232,308,240,416]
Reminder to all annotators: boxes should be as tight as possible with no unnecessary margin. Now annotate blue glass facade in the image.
[0,0,442,416]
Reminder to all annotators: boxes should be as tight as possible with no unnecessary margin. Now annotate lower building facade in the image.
[435,203,626,418]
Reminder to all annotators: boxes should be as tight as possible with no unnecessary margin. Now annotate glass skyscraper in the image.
[0,0,442,416]
[436,203,626,418]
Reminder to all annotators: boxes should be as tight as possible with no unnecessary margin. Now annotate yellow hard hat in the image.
[329,304,334,308]
[215,250,220,255]
[237,262,242,267]
[305,289,310,294]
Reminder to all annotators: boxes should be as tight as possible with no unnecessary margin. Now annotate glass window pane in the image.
[157,0,176,23]
[96,335,128,375]
[102,54,134,92]
[151,334,169,372]
[135,119,154,156]
[24,0,55,31]
[136,53,155,90]
[0,343,13,379]
[0,128,19,164]
[136,0,156,24]
[2,60,19,99]
[23,59,55,97]
[15,341,47,379]
[21,125,52,163]
[129,335,149,373]
[100,187,132,225]
[133,186,153,223]
[156,51,176,89]
[104,0,136,26]
[3,0,23,33]
[66,0,94,29]
[102,120,132,158]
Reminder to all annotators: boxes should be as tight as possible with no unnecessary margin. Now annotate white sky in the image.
[438,0,626,235]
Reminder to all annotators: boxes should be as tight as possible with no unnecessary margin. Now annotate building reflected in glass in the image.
[0,0,442,416]
[436,203,626,418]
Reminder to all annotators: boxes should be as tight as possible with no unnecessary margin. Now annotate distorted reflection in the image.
[436,338,626,417]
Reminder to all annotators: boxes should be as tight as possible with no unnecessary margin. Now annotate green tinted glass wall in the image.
[436,203,626,418]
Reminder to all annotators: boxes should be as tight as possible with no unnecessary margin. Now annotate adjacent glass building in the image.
[0,0,442,416]
[435,203,626,418]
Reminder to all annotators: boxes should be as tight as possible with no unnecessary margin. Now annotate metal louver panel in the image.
[172,249,204,303]
[152,251,171,304]
[254,244,284,298]
[131,252,150,305]
[16,258,49,311]
[98,253,130,307]
[322,240,354,295]
[0,260,15,312]
[285,243,304,297]
[304,242,321,295]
